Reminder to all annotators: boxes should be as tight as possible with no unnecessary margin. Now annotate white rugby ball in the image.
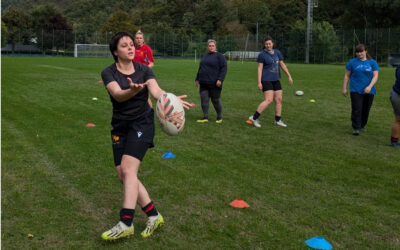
[156,93,185,136]
[295,90,304,96]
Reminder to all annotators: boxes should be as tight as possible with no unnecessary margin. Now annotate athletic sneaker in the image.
[216,119,223,124]
[141,213,164,238]
[248,116,261,128]
[353,129,360,136]
[274,120,287,127]
[196,118,208,123]
[391,142,400,148]
[101,221,134,241]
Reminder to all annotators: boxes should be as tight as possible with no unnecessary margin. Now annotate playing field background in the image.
[2,57,399,249]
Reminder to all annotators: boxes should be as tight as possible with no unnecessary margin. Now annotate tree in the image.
[193,0,226,36]
[319,0,400,29]
[1,21,7,46]
[288,20,340,63]
[233,0,273,35]
[267,0,307,34]
[100,11,138,35]
[30,4,72,53]
[1,9,32,53]
[313,21,340,63]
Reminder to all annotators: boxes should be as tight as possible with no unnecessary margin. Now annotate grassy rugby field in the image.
[2,57,399,249]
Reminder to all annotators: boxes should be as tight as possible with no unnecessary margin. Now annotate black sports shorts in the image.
[110,118,154,166]
[262,80,282,92]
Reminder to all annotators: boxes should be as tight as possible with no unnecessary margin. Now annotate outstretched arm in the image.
[106,78,148,103]
[147,78,192,109]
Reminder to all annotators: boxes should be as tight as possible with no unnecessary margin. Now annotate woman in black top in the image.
[390,65,400,147]
[100,32,191,240]
[195,39,227,123]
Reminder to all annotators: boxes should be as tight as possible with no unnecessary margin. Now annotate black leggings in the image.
[199,84,222,119]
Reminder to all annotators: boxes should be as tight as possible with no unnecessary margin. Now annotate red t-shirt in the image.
[134,44,154,65]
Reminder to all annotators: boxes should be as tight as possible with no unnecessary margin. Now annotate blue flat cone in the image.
[162,152,175,159]
[306,236,332,250]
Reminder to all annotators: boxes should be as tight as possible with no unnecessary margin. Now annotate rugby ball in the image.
[295,90,304,96]
[156,93,185,136]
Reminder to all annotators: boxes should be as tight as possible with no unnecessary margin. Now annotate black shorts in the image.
[262,81,282,92]
[110,118,155,166]
[390,88,400,116]
[199,83,222,99]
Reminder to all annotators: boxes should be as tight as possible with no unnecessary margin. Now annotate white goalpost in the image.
[74,44,111,58]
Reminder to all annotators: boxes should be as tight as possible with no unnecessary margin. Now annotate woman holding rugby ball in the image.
[100,31,191,241]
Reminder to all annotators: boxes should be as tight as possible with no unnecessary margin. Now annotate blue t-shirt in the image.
[393,65,400,94]
[345,58,379,95]
[257,49,283,81]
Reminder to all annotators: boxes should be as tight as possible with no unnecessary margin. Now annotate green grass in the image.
[2,57,400,249]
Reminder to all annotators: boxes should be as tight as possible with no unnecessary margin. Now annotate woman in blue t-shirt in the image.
[248,36,293,128]
[343,44,379,136]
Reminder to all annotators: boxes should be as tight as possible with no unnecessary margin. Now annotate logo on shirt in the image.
[355,64,372,72]
[137,131,142,138]
[112,135,120,144]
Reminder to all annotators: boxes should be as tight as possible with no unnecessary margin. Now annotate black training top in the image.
[101,62,155,121]
[393,64,400,95]
[195,52,227,84]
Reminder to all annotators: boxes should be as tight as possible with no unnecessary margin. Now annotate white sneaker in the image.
[101,221,134,240]
[141,213,164,238]
[275,120,287,127]
[248,116,261,128]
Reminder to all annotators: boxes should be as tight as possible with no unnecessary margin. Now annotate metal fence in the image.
[2,27,400,65]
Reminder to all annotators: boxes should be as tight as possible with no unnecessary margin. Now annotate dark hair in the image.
[355,44,372,59]
[264,36,273,43]
[262,36,274,49]
[109,31,134,62]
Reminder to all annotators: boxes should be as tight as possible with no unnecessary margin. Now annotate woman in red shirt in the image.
[134,30,154,68]
[134,30,155,107]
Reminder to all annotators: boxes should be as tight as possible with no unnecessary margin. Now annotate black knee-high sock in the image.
[120,208,135,226]
[142,201,158,217]
[275,115,281,122]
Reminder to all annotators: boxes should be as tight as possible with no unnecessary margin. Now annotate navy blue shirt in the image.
[393,65,400,94]
[195,52,227,84]
[101,62,155,121]
[257,49,284,81]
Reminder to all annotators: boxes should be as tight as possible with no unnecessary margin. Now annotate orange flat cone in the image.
[98,80,103,83]
[230,199,250,208]
[246,120,253,124]
[86,123,96,127]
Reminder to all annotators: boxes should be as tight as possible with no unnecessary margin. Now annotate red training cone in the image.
[230,199,250,208]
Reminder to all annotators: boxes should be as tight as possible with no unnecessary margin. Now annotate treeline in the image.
[2,0,400,62]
